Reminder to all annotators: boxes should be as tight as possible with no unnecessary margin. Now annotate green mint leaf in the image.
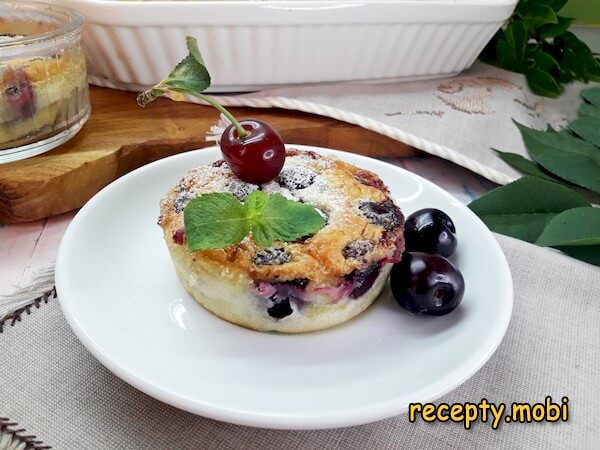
[581,87,600,107]
[247,193,326,247]
[494,150,562,182]
[137,36,211,107]
[515,121,600,193]
[536,207,600,247]
[522,4,558,31]
[184,193,249,251]
[526,68,562,98]
[578,102,600,120]
[568,117,600,148]
[538,16,573,38]
[182,191,327,251]
[554,245,600,266]
[244,190,269,219]
[468,176,589,243]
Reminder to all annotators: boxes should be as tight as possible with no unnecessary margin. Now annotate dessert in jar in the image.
[0,1,90,163]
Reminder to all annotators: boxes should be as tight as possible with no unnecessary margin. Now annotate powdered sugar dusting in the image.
[227,179,259,201]
[260,181,297,200]
[169,151,350,229]
[276,152,347,227]
[172,165,258,209]
[277,166,317,190]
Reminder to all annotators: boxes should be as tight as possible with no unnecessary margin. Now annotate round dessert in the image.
[159,149,405,333]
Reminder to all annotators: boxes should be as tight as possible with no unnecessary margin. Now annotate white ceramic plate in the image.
[56,145,512,430]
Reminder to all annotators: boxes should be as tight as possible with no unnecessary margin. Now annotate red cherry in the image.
[219,119,285,184]
[3,68,35,120]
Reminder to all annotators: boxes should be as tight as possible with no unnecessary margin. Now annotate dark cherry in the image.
[220,119,286,184]
[342,240,374,260]
[267,299,293,319]
[253,248,291,266]
[358,199,403,231]
[346,265,381,299]
[404,208,457,258]
[277,166,316,190]
[4,68,35,120]
[172,229,186,245]
[391,252,464,316]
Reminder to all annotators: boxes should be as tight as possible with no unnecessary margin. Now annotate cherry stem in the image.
[197,93,249,139]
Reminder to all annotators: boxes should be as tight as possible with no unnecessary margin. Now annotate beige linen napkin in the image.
[1,234,599,449]
[196,62,596,186]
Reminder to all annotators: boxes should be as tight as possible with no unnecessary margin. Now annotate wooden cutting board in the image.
[0,86,415,224]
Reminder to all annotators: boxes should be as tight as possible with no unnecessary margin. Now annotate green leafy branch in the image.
[468,87,600,266]
[137,36,249,138]
[480,0,600,97]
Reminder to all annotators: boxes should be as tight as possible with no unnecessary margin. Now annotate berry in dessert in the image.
[158,149,405,332]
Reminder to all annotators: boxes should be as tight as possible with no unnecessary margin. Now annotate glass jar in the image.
[0,1,90,163]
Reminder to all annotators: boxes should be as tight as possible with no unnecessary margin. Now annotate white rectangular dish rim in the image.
[57,0,517,91]
[63,0,517,25]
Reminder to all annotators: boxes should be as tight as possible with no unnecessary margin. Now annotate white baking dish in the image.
[56,0,517,92]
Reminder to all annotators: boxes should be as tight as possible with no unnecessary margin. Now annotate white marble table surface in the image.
[0,154,495,297]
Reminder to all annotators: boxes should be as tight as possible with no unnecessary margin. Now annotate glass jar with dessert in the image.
[0,1,90,163]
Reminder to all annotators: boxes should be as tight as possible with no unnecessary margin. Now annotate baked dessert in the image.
[159,149,405,333]
[0,35,88,149]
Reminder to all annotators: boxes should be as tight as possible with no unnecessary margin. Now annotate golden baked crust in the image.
[159,149,404,287]
[0,54,73,87]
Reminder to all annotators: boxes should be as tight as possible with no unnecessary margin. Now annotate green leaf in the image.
[495,150,562,182]
[555,245,600,266]
[137,36,211,106]
[522,4,558,31]
[526,68,562,97]
[182,191,327,251]
[578,102,600,120]
[184,194,249,251]
[185,36,206,66]
[581,87,600,106]
[515,122,600,193]
[527,48,560,73]
[244,190,268,219]
[558,48,578,84]
[547,0,569,13]
[589,58,600,82]
[568,117,600,147]
[538,16,573,38]
[468,176,589,243]
[496,39,521,72]
[247,192,326,247]
[536,207,600,247]
[558,31,596,83]
[506,20,528,58]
